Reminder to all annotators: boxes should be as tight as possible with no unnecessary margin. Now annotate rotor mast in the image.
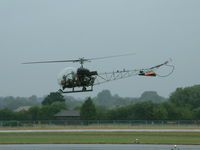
[79,58,85,68]
[75,57,90,68]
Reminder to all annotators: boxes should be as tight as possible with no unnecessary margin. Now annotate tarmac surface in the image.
[0,129,200,133]
[0,144,199,150]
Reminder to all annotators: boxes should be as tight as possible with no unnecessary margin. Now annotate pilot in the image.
[61,75,67,86]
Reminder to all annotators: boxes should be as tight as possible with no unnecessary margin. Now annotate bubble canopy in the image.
[57,67,77,85]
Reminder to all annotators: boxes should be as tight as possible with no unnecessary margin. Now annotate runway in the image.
[0,144,199,150]
[0,129,200,133]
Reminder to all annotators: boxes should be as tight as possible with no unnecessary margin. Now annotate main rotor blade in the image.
[89,52,135,61]
[22,52,135,64]
[22,59,80,64]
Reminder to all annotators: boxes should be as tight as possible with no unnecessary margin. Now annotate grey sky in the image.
[0,0,200,98]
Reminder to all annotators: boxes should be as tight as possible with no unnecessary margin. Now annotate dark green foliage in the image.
[74,105,82,110]
[162,102,180,120]
[167,85,200,120]
[177,106,194,120]
[95,105,107,120]
[0,102,67,121]
[28,106,40,120]
[106,105,131,120]
[194,107,200,119]
[36,102,67,120]
[50,101,67,113]
[80,97,96,120]
[0,109,16,120]
[169,85,200,108]
[1,85,200,121]
[42,92,65,105]
[15,110,31,120]
[38,105,53,120]
[105,101,168,120]
[131,101,155,120]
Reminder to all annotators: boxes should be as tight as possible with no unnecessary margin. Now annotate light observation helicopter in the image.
[22,53,174,94]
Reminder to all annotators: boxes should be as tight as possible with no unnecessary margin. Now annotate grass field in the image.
[1,124,199,144]
[0,131,200,144]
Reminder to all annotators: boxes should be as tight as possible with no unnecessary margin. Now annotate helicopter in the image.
[22,53,174,94]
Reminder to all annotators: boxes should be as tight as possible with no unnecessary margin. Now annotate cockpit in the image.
[57,67,77,87]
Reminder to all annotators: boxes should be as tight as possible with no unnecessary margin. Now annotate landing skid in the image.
[62,89,93,93]
[58,87,93,94]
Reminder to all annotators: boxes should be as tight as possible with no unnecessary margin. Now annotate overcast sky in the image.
[0,0,200,98]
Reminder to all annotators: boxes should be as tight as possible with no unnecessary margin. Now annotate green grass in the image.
[0,132,200,144]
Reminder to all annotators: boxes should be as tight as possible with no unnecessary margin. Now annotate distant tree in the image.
[28,95,39,105]
[28,106,40,120]
[152,103,168,120]
[15,110,31,120]
[169,85,200,108]
[194,107,200,119]
[28,102,67,120]
[50,101,67,114]
[106,105,131,120]
[0,109,16,120]
[80,97,96,120]
[95,105,108,120]
[38,105,52,120]
[178,106,194,120]
[139,91,166,103]
[131,101,155,120]
[162,102,180,120]
[0,96,40,110]
[42,92,65,105]
[94,90,166,108]
[65,96,83,109]
[74,105,82,110]
[95,90,113,107]
[105,102,170,120]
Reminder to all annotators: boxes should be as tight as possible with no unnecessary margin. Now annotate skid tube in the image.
[58,86,93,94]
[61,89,93,94]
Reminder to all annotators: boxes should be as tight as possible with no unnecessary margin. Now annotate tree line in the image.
[95,85,200,120]
[0,84,200,121]
[0,90,166,110]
